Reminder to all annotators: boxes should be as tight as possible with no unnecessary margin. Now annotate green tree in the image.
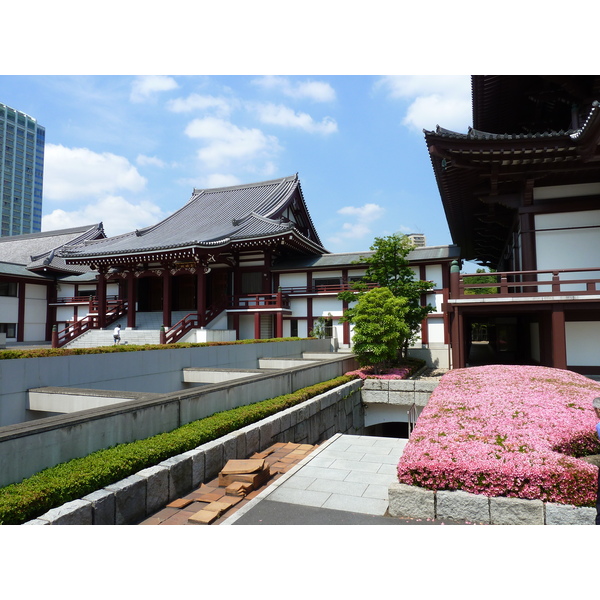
[463,268,498,294]
[349,287,410,369]
[339,233,435,356]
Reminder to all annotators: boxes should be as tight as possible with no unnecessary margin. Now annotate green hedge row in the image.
[0,337,311,361]
[0,374,357,525]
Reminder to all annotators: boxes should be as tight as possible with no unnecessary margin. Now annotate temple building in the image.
[427,75,600,376]
[0,173,456,367]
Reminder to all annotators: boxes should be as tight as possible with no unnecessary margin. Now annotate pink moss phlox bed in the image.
[397,365,600,506]
[345,366,412,380]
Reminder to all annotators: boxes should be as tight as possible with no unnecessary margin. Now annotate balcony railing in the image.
[229,293,291,310]
[279,282,379,295]
[453,267,600,300]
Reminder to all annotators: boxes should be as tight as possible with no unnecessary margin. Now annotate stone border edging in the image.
[388,482,596,525]
[23,379,364,525]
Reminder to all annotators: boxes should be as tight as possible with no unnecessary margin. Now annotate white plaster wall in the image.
[0,297,19,324]
[24,284,47,341]
[566,321,600,366]
[312,297,343,316]
[278,273,306,288]
[312,270,342,280]
[427,317,445,345]
[239,314,255,340]
[364,403,412,427]
[289,297,307,317]
[535,210,600,271]
[425,292,444,313]
[56,283,76,298]
[426,264,443,288]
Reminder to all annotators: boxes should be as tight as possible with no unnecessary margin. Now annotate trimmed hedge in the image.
[0,337,311,361]
[0,374,357,525]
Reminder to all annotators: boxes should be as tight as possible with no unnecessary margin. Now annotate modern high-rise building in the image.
[0,103,45,236]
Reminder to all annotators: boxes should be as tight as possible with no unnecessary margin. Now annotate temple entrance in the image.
[137,277,162,311]
[173,275,196,311]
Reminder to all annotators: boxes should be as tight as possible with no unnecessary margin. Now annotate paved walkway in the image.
[140,433,456,525]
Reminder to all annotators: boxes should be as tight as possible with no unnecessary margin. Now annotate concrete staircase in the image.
[64,311,191,349]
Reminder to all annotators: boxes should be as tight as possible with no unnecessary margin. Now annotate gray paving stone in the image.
[323,493,388,515]
[278,475,317,491]
[344,470,398,486]
[307,478,369,497]
[299,465,350,481]
[330,459,381,473]
[362,452,403,465]
[269,486,331,508]
[363,483,390,499]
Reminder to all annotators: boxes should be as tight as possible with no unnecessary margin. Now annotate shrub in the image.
[0,337,309,361]
[0,374,356,525]
[397,365,600,507]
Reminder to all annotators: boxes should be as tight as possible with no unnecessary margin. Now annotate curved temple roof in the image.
[60,175,327,264]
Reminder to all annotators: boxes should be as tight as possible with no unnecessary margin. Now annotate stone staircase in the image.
[63,311,191,349]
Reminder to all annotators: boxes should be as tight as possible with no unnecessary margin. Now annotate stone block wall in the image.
[388,483,596,525]
[25,378,364,525]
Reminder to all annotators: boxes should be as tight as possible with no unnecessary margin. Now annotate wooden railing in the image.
[279,282,379,295]
[454,267,600,299]
[162,313,200,345]
[52,299,128,348]
[53,295,119,307]
[230,293,290,309]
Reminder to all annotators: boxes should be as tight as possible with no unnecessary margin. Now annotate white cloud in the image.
[166,93,234,116]
[130,75,178,102]
[44,144,147,202]
[254,103,337,135]
[136,154,166,168]
[337,203,385,222]
[42,196,166,237]
[253,76,336,102]
[328,203,385,246]
[202,173,242,189]
[377,75,471,133]
[184,117,281,170]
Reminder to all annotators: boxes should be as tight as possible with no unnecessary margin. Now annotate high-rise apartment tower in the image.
[0,103,45,236]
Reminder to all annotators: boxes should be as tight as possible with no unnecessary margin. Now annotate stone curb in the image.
[388,482,596,525]
[25,379,364,525]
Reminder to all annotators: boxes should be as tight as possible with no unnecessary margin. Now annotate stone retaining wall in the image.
[25,379,364,525]
[388,483,596,525]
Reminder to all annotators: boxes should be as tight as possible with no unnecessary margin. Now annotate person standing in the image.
[113,324,121,345]
[594,397,600,525]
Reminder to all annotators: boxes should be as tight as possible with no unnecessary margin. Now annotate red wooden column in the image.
[97,269,107,329]
[449,260,462,368]
[276,311,284,338]
[551,304,567,369]
[162,269,172,328]
[197,270,207,326]
[127,272,136,329]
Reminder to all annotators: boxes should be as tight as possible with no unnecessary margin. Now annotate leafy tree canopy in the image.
[339,233,435,353]
[349,287,409,369]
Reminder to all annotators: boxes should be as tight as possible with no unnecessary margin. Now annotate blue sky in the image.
[2,74,472,253]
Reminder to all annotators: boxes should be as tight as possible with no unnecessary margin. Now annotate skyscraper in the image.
[0,103,45,236]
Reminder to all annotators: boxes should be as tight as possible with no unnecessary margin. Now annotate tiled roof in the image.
[60,175,326,261]
[0,224,104,275]
[273,245,459,271]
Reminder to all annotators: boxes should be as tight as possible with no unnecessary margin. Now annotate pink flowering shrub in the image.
[346,366,412,380]
[397,365,600,506]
